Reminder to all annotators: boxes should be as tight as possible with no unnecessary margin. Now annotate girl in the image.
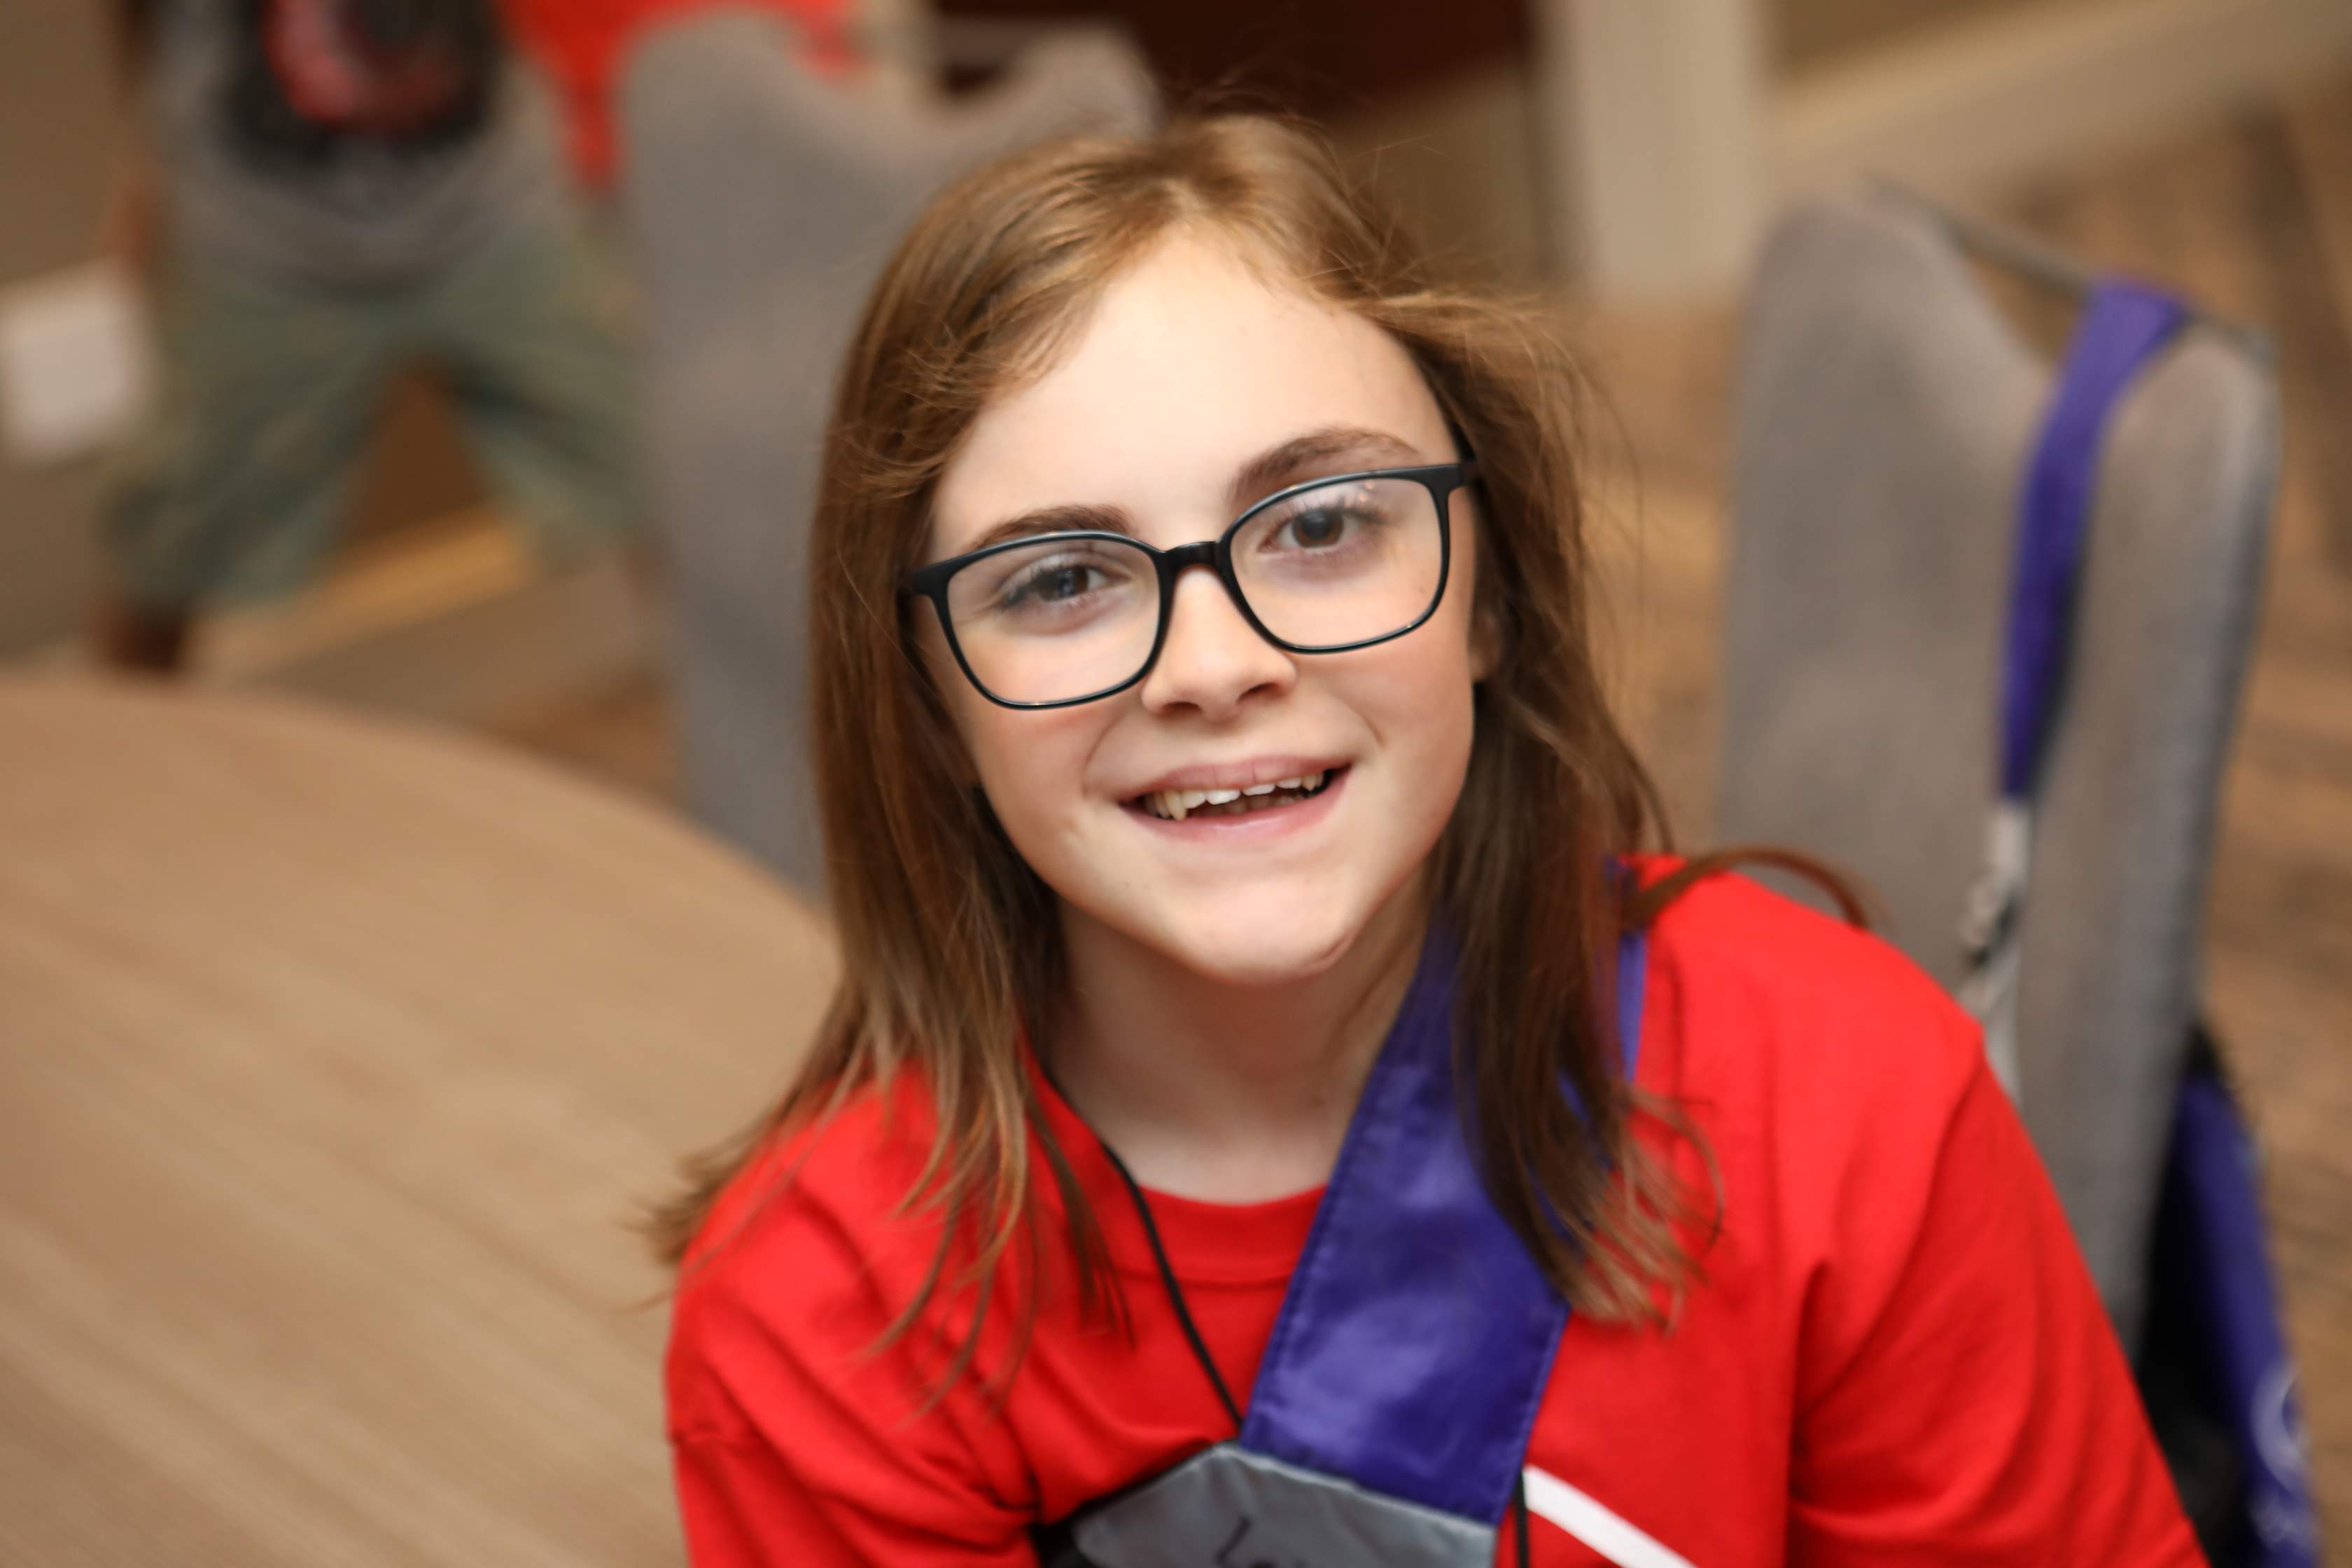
[658,117,2199,1566]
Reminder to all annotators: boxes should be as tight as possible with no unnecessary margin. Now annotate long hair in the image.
[652,115,1757,1375]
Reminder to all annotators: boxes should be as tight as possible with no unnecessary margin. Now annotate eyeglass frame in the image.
[901,461,1478,710]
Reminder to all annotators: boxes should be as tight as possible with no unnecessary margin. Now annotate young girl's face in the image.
[920,233,1485,988]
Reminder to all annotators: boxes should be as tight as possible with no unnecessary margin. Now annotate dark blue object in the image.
[2150,1051,2318,1567]
[1236,929,1644,1525]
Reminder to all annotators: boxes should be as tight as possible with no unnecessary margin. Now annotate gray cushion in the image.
[1716,189,2278,1345]
[619,10,1155,891]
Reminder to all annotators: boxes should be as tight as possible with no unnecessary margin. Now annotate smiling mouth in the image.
[1131,769,1340,822]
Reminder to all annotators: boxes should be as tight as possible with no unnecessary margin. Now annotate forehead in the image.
[930,233,1449,554]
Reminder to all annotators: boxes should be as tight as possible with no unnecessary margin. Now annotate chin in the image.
[1138,892,1373,990]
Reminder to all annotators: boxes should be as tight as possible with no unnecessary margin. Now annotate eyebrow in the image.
[954,424,1428,556]
[962,503,1135,555]
[1225,425,1426,510]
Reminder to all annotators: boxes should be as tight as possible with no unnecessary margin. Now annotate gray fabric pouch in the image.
[1068,1443,1495,1567]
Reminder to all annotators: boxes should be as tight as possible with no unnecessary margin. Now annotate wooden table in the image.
[0,676,836,1567]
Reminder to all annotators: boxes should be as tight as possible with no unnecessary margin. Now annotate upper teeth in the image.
[1148,771,1325,820]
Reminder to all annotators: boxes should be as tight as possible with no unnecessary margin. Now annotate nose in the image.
[1137,563,1294,720]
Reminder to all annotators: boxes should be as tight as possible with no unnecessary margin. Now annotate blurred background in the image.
[1,0,2346,1561]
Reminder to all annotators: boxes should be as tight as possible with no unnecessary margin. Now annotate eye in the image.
[1004,561,1104,607]
[1002,556,1110,606]
[1245,476,1418,558]
[984,545,1147,620]
[1276,505,1352,550]
[1260,495,1390,555]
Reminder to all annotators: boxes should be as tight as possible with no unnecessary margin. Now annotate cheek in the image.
[917,610,1115,866]
[1424,542,1486,726]
[1410,657,1480,780]
[1446,499,1500,682]
[1341,627,1480,798]
[960,706,1107,852]
[1386,592,1484,799]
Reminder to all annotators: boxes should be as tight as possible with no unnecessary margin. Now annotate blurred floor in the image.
[496,67,2352,1545]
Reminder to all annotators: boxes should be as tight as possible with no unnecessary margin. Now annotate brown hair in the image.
[654,115,1784,1380]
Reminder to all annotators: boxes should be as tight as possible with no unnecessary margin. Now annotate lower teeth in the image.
[1200,792,1294,818]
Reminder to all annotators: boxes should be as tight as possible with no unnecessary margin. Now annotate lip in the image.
[1122,764,1350,843]
[1119,755,1352,800]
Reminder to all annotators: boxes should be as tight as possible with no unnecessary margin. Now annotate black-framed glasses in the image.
[903,462,1476,709]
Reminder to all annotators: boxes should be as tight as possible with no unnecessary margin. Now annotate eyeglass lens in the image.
[941,475,1446,705]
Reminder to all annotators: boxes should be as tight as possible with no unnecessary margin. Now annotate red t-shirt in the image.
[664,865,2202,1565]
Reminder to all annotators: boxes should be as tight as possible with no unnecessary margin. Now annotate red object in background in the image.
[499,0,858,188]
[265,0,484,134]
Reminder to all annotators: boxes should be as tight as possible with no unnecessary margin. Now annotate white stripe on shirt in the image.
[1522,1466,1698,1568]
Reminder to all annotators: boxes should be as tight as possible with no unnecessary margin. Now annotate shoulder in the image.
[1628,853,1982,1115]
[664,1072,958,1442]
[662,1075,1047,1548]
[680,1071,945,1273]
[1622,855,1994,1261]
[1629,853,1954,1021]
[1576,862,2196,1562]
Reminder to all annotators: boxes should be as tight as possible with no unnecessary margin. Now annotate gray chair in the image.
[1714,188,2278,1348]
[619,10,1155,892]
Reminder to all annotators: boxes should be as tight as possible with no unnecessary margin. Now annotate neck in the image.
[1045,883,1429,1203]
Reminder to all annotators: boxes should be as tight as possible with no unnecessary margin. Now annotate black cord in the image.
[1097,1139,1245,1432]
[1102,1131,1532,1562]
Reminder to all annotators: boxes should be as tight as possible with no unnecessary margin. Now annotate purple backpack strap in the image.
[1998,281,2190,799]
[1235,927,1647,1526]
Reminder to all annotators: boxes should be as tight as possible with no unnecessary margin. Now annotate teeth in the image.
[1140,769,1335,822]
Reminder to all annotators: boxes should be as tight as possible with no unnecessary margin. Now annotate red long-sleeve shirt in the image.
[665,864,2202,1564]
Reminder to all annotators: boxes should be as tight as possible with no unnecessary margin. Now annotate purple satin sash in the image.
[1234,927,1646,1526]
